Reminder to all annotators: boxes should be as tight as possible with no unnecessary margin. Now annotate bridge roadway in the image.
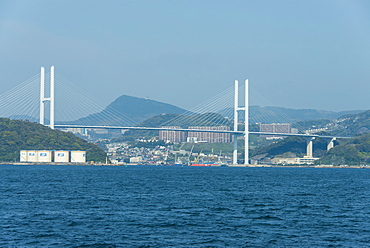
[54,124,351,139]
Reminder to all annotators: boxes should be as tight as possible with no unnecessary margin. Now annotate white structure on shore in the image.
[20,150,86,163]
[54,151,70,163]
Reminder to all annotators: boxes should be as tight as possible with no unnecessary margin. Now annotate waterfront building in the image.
[130,156,143,163]
[187,126,231,143]
[271,156,319,165]
[159,126,186,143]
[159,126,231,143]
[54,151,69,163]
[260,123,292,139]
[19,150,86,163]
[70,151,86,163]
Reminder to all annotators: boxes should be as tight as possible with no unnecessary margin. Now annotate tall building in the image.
[159,126,186,143]
[260,123,291,139]
[159,126,231,143]
[187,126,231,143]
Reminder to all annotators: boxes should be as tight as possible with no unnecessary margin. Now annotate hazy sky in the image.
[1,0,370,112]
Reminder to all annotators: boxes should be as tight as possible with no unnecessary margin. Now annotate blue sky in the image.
[1,0,370,112]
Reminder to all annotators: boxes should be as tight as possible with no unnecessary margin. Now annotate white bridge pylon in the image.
[40,66,55,129]
[233,79,249,165]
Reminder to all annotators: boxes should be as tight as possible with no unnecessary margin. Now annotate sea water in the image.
[1,165,370,247]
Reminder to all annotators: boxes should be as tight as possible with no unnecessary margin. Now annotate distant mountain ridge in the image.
[220,105,363,124]
[71,94,365,126]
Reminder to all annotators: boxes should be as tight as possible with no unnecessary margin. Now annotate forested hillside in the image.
[317,133,370,165]
[250,136,329,159]
[0,118,106,162]
[331,110,370,136]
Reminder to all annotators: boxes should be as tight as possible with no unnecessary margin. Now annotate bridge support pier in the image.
[304,137,315,158]
[233,80,238,165]
[233,135,238,165]
[326,137,336,151]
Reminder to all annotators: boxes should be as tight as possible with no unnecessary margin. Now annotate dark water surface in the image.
[1,165,370,247]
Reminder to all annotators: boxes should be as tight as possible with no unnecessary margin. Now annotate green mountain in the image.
[0,118,107,162]
[74,95,187,125]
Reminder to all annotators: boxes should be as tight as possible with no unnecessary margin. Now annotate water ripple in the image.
[1,165,370,247]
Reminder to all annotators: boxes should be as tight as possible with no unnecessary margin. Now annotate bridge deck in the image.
[54,124,351,139]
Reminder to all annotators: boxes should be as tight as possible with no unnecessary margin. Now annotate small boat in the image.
[172,155,186,166]
[172,162,184,166]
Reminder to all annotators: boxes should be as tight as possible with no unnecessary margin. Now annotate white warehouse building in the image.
[20,150,86,163]
[37,150,52,163]
[71,151,86,163]
[54,151,70,163]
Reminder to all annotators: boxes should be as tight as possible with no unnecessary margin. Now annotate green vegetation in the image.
[292,119,332,133]
[249,130,370,166]
[332,110,370,136]
[250,136,328,158]
[0,118,107,162]
[317,133,370,165]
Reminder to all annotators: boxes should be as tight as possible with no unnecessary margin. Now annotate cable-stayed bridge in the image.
[0,66,350,165]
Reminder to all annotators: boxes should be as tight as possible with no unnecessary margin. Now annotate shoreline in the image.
[243,164,370,169]
[1,162,370,169]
